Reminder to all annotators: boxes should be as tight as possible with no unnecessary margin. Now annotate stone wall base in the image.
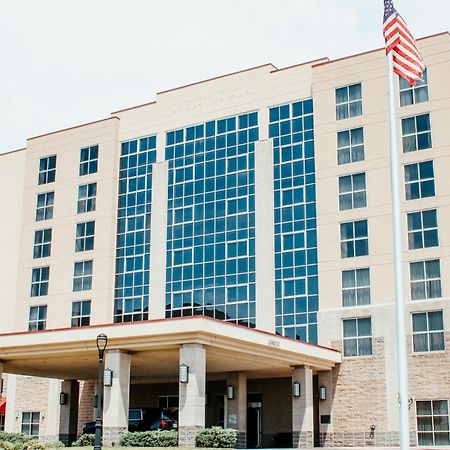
[103,426,128,446]
[178,425,203,447]
[38,435,59,444]
[293,430,313,448]
[236,431,246,449]
[319,431,417,447]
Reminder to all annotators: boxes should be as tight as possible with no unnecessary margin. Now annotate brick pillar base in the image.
[293,430,313,448]
[103,426,128,446]
[317,431,416,447]
[236,431,247,449]
[178,425,203,447]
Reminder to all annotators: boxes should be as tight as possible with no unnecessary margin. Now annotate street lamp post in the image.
[94,334,108,450]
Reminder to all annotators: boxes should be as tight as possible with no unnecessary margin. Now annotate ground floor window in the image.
[158,395,179,409]
[21,412,40,437]
[0,414,4,431]
[416,400,450,445]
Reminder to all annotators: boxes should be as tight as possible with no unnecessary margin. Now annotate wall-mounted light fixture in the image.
[292,381,301,398]
[319,385,327,401]
[179,363,189,383]
[104,368,113,387]
[59,392,68,405]
[226,385,235,400]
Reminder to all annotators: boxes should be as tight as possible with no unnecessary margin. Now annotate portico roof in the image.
[0,316,340,381]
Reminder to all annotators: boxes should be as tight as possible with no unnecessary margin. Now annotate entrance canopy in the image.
[0,397,6,414]
[0,316,340,381]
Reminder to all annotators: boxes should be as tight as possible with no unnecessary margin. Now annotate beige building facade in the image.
[0,32,449,447]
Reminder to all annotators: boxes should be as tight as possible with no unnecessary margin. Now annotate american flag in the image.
[383,0,424,86]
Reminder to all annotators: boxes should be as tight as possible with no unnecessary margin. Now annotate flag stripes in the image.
[383,0,424,86]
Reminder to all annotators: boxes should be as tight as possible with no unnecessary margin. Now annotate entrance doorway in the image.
[247,393,262,448]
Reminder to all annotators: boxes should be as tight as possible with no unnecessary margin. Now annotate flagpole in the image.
[387,52,410,450]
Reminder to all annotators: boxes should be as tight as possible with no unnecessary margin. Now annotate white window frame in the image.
[409,259,442,301]
[416,399,450,446]
[338,172,367,211]
[21,412,40,437]
[411,310,445,353]
[337,127,365,165]
[335,83,363,121]
[342,317,372,357]
[342,268,371,307]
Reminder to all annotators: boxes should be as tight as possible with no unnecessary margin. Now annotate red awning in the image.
[0,397,6,414]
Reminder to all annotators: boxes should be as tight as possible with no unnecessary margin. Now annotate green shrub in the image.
[195,427,237,448]
[71,434,94,447]
[0,433,33,447]
[44,442,65,448]
[21,442,45,450]
[0,433,35,450]
[120,430,178,447]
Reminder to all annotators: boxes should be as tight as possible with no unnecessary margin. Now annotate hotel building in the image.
[0,32,449,448]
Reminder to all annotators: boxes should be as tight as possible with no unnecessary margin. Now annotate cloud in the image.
[0,0,448,152]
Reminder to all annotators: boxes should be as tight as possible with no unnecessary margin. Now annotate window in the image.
[410,260,442,300]
[71,300,91,327]
[400,68,429,107]
[75,221,95,252]
[343,317,372,357]
[227,240,248,258]
[337,127,364,165]
[36,192,54,221]
[38,155,56,185]
[28,306,47,331]
[340,220,368,258]
[21,412,40,436]
[33,229,52,259]
[79,145,98,176]
[73,260,93,292]
[404,161,435,200]
[335,83,362,120]
[412,311,444,353]
[77,182,97,213]
[407,209,439,250]
[0,414,4,431]
[402,114,432,153]
[158,395,179,409]
[342,268,371,307]
[227,197,248,215]
[338,173,367,210]
[416,400,450,446]
[30,267,49,297]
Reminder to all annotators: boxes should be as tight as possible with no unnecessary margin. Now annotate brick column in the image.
[178,344,206,447]
[226,373,247,448]
[58,380,79,446]
[77,380,95,435]
[292,366,314,448]
[103,350,131,446]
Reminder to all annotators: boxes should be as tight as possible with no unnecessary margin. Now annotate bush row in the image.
[72,427,237,447]
[0,426,238,448]
[0,432,63,450]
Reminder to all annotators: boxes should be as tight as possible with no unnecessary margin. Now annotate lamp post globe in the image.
[94,334,108,450]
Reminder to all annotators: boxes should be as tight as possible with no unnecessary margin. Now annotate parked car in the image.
[82,408,177,434]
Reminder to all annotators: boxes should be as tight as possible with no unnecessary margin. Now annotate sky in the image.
[0,0,448,154]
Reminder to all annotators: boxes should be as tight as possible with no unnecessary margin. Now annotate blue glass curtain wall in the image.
[114,136,157,323]
[269,99,319,343]
[165,113,259,327]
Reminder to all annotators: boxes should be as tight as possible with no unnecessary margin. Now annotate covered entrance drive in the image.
[0,316,340,447]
